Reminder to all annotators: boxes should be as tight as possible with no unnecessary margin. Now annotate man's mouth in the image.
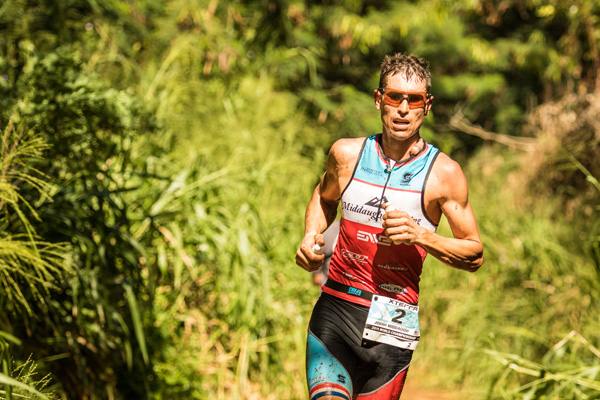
[392,118,410,129]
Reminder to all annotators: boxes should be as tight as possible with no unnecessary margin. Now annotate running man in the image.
[295,52,483,399]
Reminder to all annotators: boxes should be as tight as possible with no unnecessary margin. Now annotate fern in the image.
[0,117,68,398]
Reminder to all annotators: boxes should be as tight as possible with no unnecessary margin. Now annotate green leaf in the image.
[0,372,49,400]
[0,332,21,346]
[124,284,149,366]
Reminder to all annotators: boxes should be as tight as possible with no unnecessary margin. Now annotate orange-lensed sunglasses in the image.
[378,88,431,109]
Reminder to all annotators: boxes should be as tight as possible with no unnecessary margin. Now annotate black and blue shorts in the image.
[306,291,413,399]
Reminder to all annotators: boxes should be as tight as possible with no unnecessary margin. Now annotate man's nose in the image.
[398,98,410,114]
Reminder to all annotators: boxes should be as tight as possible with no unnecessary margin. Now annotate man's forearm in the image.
[417,230,483,272]
[304,186,339,235]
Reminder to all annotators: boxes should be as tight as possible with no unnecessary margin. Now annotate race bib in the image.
[362,295,420,350]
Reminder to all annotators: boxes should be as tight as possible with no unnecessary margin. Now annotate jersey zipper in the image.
[375,160,396,221]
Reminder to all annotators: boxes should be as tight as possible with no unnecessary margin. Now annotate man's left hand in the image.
[382,204,424,246]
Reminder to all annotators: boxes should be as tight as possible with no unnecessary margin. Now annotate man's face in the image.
[374,73,432,142]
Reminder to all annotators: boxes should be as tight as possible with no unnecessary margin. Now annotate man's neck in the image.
[380,132,423,162]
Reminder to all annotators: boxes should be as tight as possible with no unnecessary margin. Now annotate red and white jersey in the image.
[324,134,440,306]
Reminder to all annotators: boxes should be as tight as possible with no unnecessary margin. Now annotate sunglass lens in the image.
[382,91,426,109]
[407,94,425,108]
[384,93,402,107]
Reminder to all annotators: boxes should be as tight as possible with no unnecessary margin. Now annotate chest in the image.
[339,138,439,230]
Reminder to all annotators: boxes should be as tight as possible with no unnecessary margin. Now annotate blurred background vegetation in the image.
[0,0,599,399]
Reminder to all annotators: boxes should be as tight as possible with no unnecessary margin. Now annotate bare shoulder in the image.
[329,137,366,164]
[432,152,465,183]
[328,137,366,176]
[424,151,471,224]
[320,137,366,202]
[427,152,469,204]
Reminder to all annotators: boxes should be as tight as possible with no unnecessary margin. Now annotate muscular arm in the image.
[383,154,483,272]
[296,138,363,272]
[303,178,339,238]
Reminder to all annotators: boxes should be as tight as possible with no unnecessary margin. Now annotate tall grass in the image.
[130,34,600,398]
[122,29,331,398]
[77,26,600,399]
[413,145,600,398]
[0,119,66,399]
[0,355,54,400]
[63,6,600,400]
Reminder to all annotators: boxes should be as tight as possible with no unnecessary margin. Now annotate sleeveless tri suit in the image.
[306,134,440,400]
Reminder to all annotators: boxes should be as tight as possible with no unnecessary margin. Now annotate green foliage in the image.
[20,53,160,398]
[0,354,55,400]
[0,44,161,397]
[133,45,327,396]
[0,119,68,316]
[414,146,600,398]
[1,0,599,398]
[0,118,68,399]
[487,331,600,399]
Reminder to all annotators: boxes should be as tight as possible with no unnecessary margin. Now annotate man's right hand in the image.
[295,233,326,272]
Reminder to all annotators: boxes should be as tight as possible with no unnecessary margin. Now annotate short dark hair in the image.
[379,53,431,92]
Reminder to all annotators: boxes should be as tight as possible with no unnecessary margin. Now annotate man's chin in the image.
[389,129,413,138]
[385,129,420,142]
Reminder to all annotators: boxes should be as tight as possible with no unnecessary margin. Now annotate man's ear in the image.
[424,95,434,116]
[374,89,382,110]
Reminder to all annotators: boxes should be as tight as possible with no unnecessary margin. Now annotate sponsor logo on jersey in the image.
[360,166,386,177]
[341,248,369,264]
[341,201,379,220]
[341,271,367,284]
[379,282,408,294]
[357,230,392,246]
[342,196,389,222]
[400,172,414,185]
[377,262,408,271]
[364,196,389,208]
[347,287,362,297]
